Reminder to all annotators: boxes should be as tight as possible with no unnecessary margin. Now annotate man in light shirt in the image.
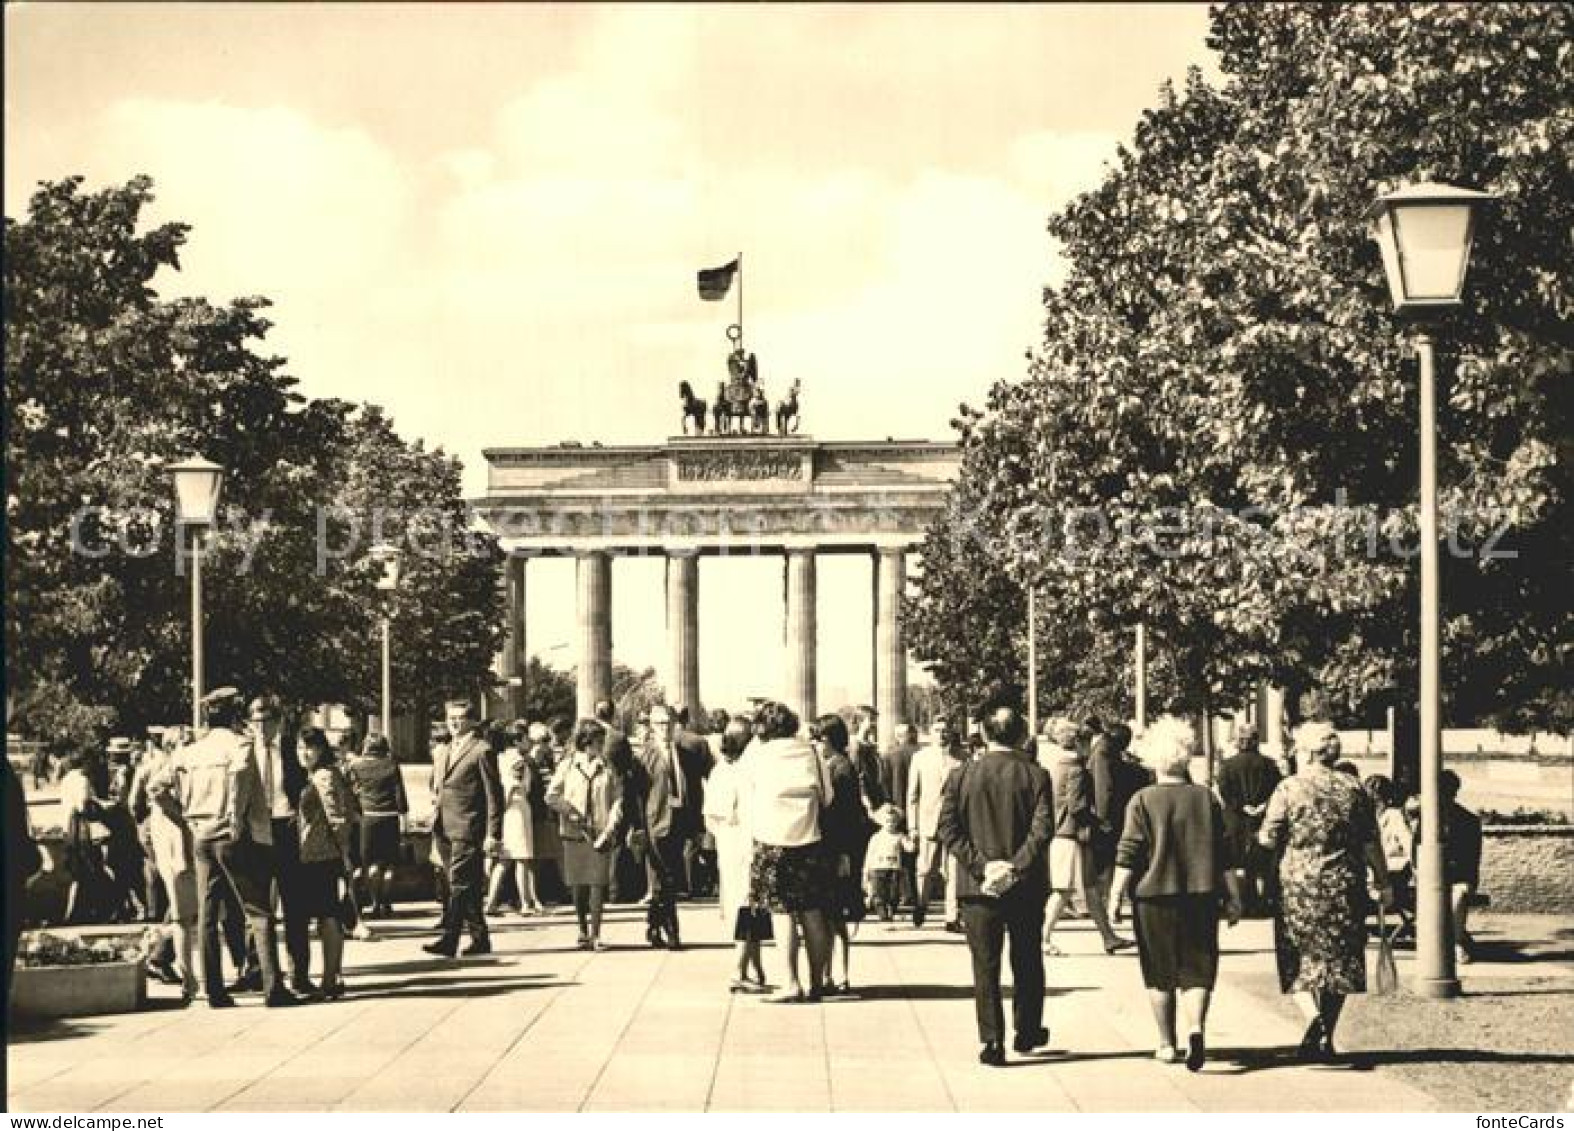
[155,687,301,1009]
[908,719,966,931]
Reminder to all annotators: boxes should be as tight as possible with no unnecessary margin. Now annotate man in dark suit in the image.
[247,695,313,994]
[636,704,684,949]
[1215,728,1282,916]
[424,700,503,958]
[672,707,715,897]
[880,723,919,909]
[937,706,1054,1067]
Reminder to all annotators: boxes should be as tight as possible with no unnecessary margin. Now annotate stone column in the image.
[666,549,701,720]
[875,545,908,751]
[500,554,527,718]
[784,548,817,723]
[576,551,613,719]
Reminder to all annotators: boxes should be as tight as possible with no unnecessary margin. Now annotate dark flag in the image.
[696,258,739,301]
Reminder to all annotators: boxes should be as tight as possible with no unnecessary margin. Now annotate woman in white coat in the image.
[703,717,767,992]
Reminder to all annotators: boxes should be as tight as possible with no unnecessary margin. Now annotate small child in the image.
[863,805,906,922]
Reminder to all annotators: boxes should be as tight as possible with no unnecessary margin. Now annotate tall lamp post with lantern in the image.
[170,456,225,730]
[1368,181,1496,1000]
[370,543,403,742]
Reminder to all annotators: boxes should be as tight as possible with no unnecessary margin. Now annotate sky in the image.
[5,2,1219,711]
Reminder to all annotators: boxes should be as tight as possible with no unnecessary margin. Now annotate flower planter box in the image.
[10,961,146,1018]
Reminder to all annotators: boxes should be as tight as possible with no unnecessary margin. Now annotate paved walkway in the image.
[8,906,1443,1112]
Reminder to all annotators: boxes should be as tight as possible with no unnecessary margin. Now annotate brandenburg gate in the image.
[472,435,959,747]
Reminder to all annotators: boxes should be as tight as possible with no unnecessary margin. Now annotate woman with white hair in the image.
[1107,717,1242,1070]
[1259,720,1392,1063]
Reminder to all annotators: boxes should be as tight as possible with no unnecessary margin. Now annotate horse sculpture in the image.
[678,381,708,435]
[774,378,801,435]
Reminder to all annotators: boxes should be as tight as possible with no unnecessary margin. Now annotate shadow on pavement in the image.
[344,977,571,1001]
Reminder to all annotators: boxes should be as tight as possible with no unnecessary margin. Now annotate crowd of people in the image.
[6,688,1485,1071]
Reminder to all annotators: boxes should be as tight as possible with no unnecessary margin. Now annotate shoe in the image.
[265,990,305,1008]
[1455,945,1473,965]
[1154,1044,1180,1063]
[1104,937,1136,954]
[764,987,807,1004]
[290,978,322,1000]
[352,924,376,942]
[577,933,592,949]
[646,925,668,949]
[226,970,263,994]
[207,995,238,1010]
[944,921,964,935]
[321,980,347,1001]
[1297,1016,1326,1061]
[978,1042,1006,1067]
[1043,942,1065,957]
[1185,1031,1207,1072]
[423,939,458,958]
[461,938,492,957]
[591,938,607,952]
[148,958,183,986]
[1012,1027,1050,1054]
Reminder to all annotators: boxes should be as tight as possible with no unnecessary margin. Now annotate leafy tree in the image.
[910,4,1571,734]
[5,176,506,748]
[516,656,577,724]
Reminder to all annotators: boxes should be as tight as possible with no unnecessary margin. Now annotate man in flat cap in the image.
[153,687,302,1008]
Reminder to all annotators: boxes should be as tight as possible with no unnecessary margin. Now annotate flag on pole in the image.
[696,258,739,301]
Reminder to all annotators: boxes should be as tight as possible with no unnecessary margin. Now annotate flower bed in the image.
[10,932,147,1018]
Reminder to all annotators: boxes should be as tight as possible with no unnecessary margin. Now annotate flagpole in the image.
[737,251,744,352]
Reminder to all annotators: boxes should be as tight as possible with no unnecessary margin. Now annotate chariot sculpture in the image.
[677,325,802,437]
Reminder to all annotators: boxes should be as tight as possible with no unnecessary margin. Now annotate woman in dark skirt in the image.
[348,734,409,919]
[744,701,834,1003]
[810,713,873,997]
[1108,717,1243,1071]
[297,729,355,998]
[545,719,628,951]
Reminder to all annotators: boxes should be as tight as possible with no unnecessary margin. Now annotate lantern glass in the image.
[1368,182,1495,314]
[170,456,225,526]
[1392,202,1475,303]
[371,543,402,591]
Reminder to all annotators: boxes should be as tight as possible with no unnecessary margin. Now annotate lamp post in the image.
[1368,180,1495,1000]
[370,543,403,742]
[170,456,225,730]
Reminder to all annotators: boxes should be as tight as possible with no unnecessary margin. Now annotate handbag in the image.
[1373,903,1399,995]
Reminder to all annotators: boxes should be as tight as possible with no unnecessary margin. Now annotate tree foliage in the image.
[908,3,1572,732]
[5,176,506,750]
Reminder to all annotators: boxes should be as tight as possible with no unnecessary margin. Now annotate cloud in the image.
[98,100,415,302]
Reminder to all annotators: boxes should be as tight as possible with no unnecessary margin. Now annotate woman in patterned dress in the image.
[1259,721,1393,1062]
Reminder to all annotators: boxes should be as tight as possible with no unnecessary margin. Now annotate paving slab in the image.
[7,903,1450,1112]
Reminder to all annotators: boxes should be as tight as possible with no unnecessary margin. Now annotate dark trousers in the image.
[440,837,488,944]
[898,849,918,912]
[270,815,310,980]
[961,894,1046,1046]
[644,831,683,942]
[197,835,282,1000]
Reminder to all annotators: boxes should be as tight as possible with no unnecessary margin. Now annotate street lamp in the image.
[1368,180,1496,1000]
[370,542,403,742]
[170,456,225,730]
